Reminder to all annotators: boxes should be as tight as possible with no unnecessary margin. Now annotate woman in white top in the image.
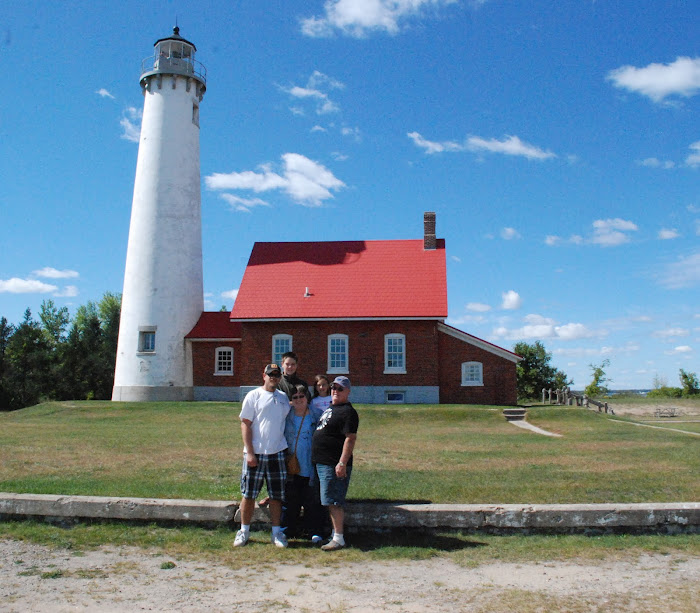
[310,374,332,414]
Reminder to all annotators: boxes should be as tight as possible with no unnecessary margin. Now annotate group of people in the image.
[234,352,359,551]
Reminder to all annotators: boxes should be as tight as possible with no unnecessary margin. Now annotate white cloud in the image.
[492,322,596,342]
[222,289,239,301]
[408,132,555,160]
[0,278,58,294]
[120,107,142,142]
[665,345,693,355]
[407,132,463,154]
[282,71,344,115]
[524,314,555,325]
[450,255,461,263]
[637,157,675,169]
[96,88,115,99]
[658,228,680,240]
[32,267,79,279]
[607,56,700,103]
[341,126,362,141]
[591,218,638,247]
[300,0,460,38]
[500,227,521,240]
[501,290,522,310]
[466,135,556,160]
[283,71,344,116]
[447,314,486,325]
[466,302,491,312]
[659,251,700,289]
[54,285,79,298]
[206,153,346,207]
[219,194,271,213]
[545,235,560,246]
[652,327,689,340]
[686,141,700,168]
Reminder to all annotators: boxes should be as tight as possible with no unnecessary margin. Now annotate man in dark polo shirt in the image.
[311,376,359,551]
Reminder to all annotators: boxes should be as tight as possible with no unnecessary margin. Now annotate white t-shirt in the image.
[311,395,332,414]
[240,387,290,455]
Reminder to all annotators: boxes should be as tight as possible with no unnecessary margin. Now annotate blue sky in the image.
[2,0,698,390]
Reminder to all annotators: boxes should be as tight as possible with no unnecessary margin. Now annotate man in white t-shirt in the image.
[234,363,291,548]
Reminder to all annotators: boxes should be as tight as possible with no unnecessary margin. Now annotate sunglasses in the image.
[267,373,281,379]
[291,394,306,400]
[331,384,345,391]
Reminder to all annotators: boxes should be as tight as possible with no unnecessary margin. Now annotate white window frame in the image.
[461,361,484,386]
[214,346,234,376]
[327,334,349,374]
[384,333,407,374]
[272,334,292,366]
[137,327,156,353]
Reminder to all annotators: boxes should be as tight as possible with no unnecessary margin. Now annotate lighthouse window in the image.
[138,331,156,353]
[192,102,199,127]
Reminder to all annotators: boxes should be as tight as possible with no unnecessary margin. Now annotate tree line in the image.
[0,293,120,411]
[2,299,695,410]
[514,340,698,400]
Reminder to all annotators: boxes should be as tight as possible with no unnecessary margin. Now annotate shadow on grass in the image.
[348,529,488,552]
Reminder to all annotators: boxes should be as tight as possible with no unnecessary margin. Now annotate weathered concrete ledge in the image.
[345,502,700,533]
[1,494,698,533]
[0,493,236,524]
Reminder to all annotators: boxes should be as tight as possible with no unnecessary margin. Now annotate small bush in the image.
[647,387,683,398]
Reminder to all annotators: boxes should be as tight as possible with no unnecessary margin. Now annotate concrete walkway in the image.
[1,493,698,534]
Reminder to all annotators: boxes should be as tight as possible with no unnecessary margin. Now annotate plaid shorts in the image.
[240,450,287,500]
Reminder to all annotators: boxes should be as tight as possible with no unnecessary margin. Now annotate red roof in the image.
[186,312,242,339]
[231,239,447,320]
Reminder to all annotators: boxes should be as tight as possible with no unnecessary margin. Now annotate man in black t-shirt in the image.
[311,376,359,551]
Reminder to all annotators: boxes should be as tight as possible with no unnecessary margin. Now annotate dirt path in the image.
[1,539,698,612]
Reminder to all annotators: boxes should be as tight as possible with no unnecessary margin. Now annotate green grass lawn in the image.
[1,401,698,503]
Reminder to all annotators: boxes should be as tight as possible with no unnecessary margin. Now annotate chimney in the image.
[423,211,436,250]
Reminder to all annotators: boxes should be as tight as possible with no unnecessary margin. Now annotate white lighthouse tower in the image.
[112,27,206,402]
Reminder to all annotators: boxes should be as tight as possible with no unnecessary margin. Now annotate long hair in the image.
[312,374,330,398]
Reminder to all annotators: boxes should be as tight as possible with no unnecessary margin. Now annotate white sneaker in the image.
[271,532,288,548]
[233,530,249,547]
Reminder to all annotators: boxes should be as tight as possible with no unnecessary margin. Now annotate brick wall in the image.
[437,330,517,405]
[190,340,242,387]
[239,320,441,388]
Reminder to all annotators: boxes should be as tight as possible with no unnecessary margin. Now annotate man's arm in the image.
[335,433,357,478]
[241,418,257,467]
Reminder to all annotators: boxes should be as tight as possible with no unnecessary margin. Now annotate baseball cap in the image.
[332,376,351,390]
[265,363,282,376]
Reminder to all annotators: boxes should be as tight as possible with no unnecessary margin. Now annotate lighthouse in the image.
[112,27,206,402]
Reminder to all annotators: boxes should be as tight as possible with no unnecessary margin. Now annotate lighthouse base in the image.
[112,385,194,402]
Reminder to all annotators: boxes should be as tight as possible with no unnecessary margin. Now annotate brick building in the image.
[186,213,520,405]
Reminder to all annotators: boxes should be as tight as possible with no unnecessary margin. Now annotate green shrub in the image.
[647,387,683,398]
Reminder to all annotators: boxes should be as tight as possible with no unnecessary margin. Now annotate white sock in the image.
[240,525,250,534]
[272,526,282,537]
[333,533,345,546]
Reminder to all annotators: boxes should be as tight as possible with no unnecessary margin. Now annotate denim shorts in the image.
[315,463,352,506]
[240,450,286,500]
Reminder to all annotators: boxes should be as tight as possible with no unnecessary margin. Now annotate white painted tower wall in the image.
[113,30,206,401]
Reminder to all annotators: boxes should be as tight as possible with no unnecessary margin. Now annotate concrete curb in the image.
[1,493,698,533]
